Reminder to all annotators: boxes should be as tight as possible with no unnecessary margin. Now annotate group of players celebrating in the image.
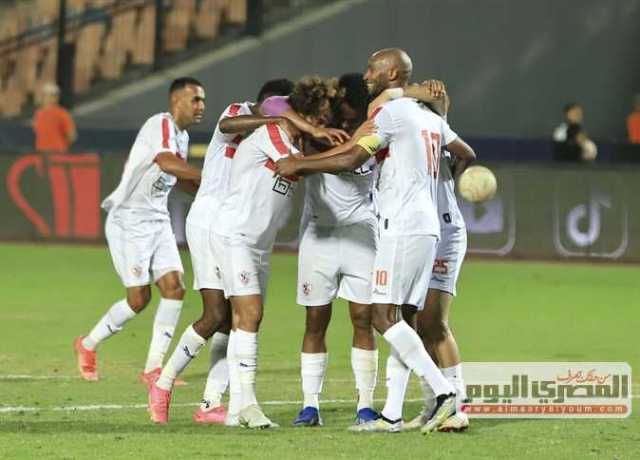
[74,47,476,434]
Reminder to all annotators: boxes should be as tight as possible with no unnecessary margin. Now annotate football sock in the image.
[351,347,378,411]
[235,329,258,410]
[383,321,454,396]
[442,364,466,411]
[156,325,206,391]
[201,332,230,410]
[381,348,410,421]
[226,331,243,416]
[301,352,328,409]
[83,299,136,350]
[144,298,183,372]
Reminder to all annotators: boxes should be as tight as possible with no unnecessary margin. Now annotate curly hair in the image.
[288,76,343,119]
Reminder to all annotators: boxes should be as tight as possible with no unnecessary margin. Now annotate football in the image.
[457,165,498,203]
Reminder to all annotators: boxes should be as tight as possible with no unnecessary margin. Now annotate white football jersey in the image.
[187,102,254,229]
[437,151,466,231]
[102,112,189,222]
[369,98,458,236]
[302,158,376,227]
[215,124,300,251]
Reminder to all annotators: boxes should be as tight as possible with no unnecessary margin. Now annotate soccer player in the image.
[147,79,297,425]
[216,78,371,429]
[289,73,380,427]
[405,90,475,432]
[275,48,476,433]
[74,77,205,382]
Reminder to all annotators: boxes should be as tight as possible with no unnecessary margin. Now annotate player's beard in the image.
[367,77,388,99]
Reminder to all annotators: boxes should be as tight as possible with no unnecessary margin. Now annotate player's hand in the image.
[421,79,446,99]
[350,120,376,143]
[312,126,350,145]
[275,156,300,177]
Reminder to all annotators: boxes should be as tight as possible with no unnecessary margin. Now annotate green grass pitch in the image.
[0,243,638,459]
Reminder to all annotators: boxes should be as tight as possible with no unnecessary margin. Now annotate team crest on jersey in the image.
[302,282,312,296]
[239,271,250,285]
[131,265,143,278]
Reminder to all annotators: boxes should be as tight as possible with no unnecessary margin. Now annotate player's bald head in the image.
[364,48,413,97]
[370,48,413,82]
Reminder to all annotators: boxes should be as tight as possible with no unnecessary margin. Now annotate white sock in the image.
[381,348,410,421]
[351,348,378,411]
[227,331,242,416]
[201,332,230,410]
[156,325,206,391]
[83,299,136,350]
[442,364,466,411]
[235,329,258,410]
[144,298,183,372]
[301,352,328,409]
[383,321,454,396]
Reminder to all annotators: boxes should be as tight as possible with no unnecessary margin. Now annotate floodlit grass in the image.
[0,244,638,459]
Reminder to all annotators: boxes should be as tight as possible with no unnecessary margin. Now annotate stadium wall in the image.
[73,0,640,140]
[1,152,638,262]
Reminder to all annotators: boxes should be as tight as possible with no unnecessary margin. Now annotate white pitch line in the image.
[0,375,76,380]
[2,395,638,414]
[0,398,403,414]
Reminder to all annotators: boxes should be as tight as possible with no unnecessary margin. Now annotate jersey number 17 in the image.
[421,130,441,178]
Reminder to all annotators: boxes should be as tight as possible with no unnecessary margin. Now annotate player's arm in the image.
[175,178,199,195]
[279,108,349,145]
[367,80,447,117]
[155,152,201,183]
[219,115,289,134]
[275,123,377,176]
[295,120,374,161]
[445,137,476,178]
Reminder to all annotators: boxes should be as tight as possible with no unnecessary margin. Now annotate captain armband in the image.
[357,135,382,156]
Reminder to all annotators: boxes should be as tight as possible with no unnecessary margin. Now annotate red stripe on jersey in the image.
[264,159,299,182]
[267,124,289,156]
[369,106,383,120]
[227,103,241,117]
[224,135,244,158]
[161,118,171,149]
[375,147,389,163]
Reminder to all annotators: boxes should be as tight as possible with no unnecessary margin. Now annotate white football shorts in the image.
[297,219,376,306]
[429,227,467,296]
[105,213,183,288]
[185,220,224,291]
[212,234,270,299]
[371,231,438,310]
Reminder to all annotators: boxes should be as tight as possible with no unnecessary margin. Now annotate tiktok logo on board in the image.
[553,181,628,259]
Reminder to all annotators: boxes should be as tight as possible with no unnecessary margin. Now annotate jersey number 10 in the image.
[421,130,441,178]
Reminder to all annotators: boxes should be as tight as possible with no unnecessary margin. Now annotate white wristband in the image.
[386,88,404,99]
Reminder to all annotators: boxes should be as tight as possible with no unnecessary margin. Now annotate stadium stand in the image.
[0,0,249,117]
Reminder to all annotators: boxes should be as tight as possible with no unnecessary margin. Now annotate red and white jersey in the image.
[369,98,457,236]
[302,158,376,227]
[187,101,254,229]
[102,112,189,222]
[215,124,300,251]
[437,151,465,231]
